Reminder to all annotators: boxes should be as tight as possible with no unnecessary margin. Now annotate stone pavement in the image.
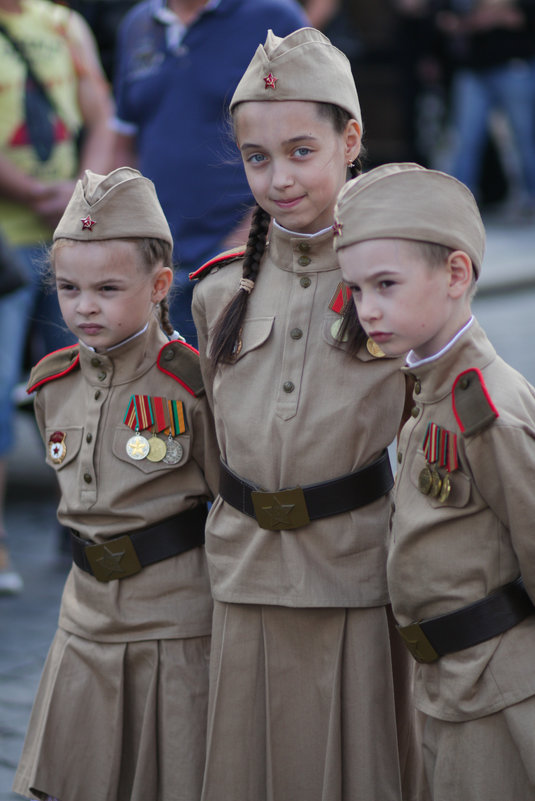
[1,213,535,799]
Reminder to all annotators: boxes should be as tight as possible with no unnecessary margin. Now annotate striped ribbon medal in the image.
[123,395,186,463]
[418,422,458,502]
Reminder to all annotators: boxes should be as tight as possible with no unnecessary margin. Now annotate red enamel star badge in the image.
[332,222,343,236]
[263,72,277,90]
[81,214,96,230]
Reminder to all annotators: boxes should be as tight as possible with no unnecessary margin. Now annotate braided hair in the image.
[210,102,365,367]
[133,237,175,337]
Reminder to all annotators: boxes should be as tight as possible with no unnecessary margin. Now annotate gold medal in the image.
[418,464,433,495]
[147,434,167,462]
[163,435,183,465]
[430,467,443,498]
[126,433,150,460]
[438,474,452,503]
[366,338,386,358]
[331,318,349,342]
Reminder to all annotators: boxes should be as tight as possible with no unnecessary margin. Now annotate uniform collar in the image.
[78,315,168,387]
[268,222,339,274]
[152,0,221,49]
[403,318,496,402]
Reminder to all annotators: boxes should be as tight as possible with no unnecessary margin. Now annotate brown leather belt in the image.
[397,577,535,663]
[70,504,207,582]
[219,449,393,531]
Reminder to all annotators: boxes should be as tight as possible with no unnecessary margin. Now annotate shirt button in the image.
[91,357,101,367]
[86,433,92,443]
[411,406,420,418]
[298,256,311,267]
[94,390,101,400]
[414,380,421,395]
[163,348,175,361]
[290,328,303,340]
[300,277,311,288]
[283,381,295,393]
[97,371,107,381]
[297,241,310,252]
[397,451,402,463]
[83,473,92,484]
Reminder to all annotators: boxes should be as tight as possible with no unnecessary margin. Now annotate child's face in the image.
[338,238,459,360]
[235,100,360,234]
[54,239,171,351]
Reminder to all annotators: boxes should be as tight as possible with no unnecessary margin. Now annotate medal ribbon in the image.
[423,422,458,472]
[124,395,181,434]
[167,399,186,436]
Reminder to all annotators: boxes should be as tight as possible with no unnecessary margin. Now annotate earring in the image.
[346,159,354,167]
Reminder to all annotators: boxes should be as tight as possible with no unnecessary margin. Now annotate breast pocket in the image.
[44,426,83,471]
[112,427,191,473]
[210,316,274,363]
[409,447,472,509]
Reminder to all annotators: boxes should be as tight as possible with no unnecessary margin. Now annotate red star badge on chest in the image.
[263,72,277,90]
[81,214,96,231]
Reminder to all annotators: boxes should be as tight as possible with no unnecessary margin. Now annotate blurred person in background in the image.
[0,0,112,593]
[110,0,308,345]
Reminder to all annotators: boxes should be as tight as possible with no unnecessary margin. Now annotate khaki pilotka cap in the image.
[229,27,362,130]
[53,167,173,247]
[333,163,486,277]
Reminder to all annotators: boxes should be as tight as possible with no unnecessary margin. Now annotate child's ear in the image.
[343,119,362,163]
[151,266,173,302]
[447,251,473,298]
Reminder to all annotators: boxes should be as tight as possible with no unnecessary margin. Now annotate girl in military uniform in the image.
[191,28,422,801]
[13,167,219,801]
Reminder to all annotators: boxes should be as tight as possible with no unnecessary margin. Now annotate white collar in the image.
[80,322,149,354]
[273,219,333,239]
[406,316,474,368]
[153,0,220,50]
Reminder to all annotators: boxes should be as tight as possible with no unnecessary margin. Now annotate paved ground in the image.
[1,212,535,799]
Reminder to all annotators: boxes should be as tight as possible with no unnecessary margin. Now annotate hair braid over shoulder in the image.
[210,204,270,366]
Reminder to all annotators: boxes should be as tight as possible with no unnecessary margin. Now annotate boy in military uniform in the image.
[333,163,535,801]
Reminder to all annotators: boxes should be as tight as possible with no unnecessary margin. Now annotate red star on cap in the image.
[81,215,96,230]
[263,72,277,89]
[332,222,343,236]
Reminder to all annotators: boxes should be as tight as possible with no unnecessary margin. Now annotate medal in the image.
[48,431,67,464]
[438,474,452,503]
[126,432,150,460]
[418,464,433,495]
[163,434,183,465]
[330,318,348,342]
[366,338,386,358]
[430,466,442,498]
[146,433,167,462]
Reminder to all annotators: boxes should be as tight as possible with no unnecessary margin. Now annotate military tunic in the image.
[192,224,421,801]
[13,317,219,801]
[390,318,535,799]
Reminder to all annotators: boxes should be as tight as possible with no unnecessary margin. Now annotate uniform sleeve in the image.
[191,283,215,413]
[465,423,535,602]
[189,393,220,499]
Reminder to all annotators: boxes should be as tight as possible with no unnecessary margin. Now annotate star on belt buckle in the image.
[251,487,311,531]
[397,622,440,663]
[85,535,142,582]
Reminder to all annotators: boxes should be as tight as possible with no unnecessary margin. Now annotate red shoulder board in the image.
[452,368,499,436]
[27,345,80,394]
[189,247,246,282]
[157,340,205,397]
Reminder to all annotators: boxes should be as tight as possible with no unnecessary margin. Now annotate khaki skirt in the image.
[201,602,425,801]
[13,628,210,801]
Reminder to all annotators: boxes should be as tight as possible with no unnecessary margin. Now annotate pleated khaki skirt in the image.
[201,602,425,801]
[13,628,210,801]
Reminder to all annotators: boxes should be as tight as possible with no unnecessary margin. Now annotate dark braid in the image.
[339,155,368,356]
[159,296,174,337]
[132,238,175,337]
[210,204,271,366]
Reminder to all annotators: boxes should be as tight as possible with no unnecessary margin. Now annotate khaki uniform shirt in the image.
[30,317,219,642]
[192,224,406,608]
[390,318,535,721]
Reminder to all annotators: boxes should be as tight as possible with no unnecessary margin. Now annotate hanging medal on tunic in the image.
[123,395,186,463]
[146,396,167,462]
[419,422,458,502]
[162,399,186,464]
[124,395,153,460]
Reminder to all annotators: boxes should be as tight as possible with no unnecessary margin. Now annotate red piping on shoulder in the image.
[156,340,199,397]
[189,249,246,281]
[451,367,500,432]
[27,346,80,394]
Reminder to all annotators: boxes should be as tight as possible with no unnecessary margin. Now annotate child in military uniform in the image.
[334,162,535,801]
[13,167,219,801]
[191,28,423,801]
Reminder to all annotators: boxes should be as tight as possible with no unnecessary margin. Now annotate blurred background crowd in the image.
[2,0,535,593]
